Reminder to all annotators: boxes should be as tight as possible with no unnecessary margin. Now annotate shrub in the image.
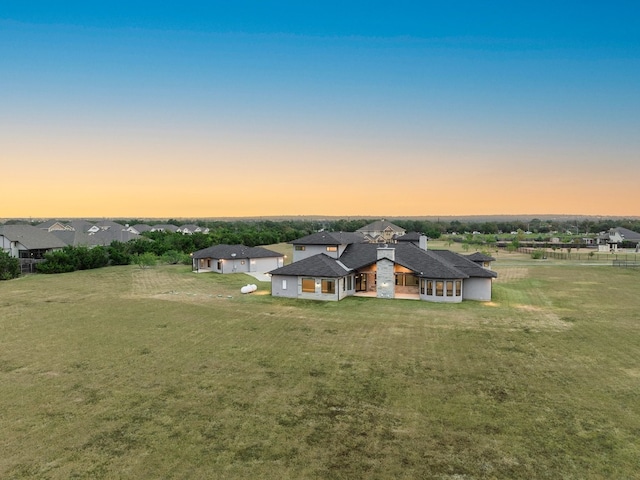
[531,249,546,260]
[133,252,157,269]
[0,251,20,280]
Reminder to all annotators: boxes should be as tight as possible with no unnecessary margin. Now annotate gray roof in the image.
[396,232,423,242]
[192,244,283,260]
[356,220,405,234]
[131,224,152,233]
[152,224,179,232]
[50,230,93,247]
[466,252,496,262]
[88,229,141,246]
[0,225,67,250]
[291,231,366,246]
[430,250,497,279]
[268,240,498,280]
[269,253,351,278]
[339,243,469,279]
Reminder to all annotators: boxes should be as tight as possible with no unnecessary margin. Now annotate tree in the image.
[0,251,20,280]
[133,252,157,269]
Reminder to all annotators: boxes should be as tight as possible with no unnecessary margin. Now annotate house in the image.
[355,220,406,243]
[151,224,179,233]
[0,225,67,273]
[177,224,209,235]
[269,224,496,303]
[597,227,640,252]
[192,244,284,275]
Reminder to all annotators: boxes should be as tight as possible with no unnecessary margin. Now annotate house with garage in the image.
[192,244,284,275]
[269,224,496,303]
[0,225,67,273]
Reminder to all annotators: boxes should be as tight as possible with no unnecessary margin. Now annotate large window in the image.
[435,281,444,296]
[455,280,462,296]
[321,279,335,294]
[420,279,425,295]
[347,275,353,291]
[302,278,315,293]
[326,246,338,252]
[295,246,306,251]
[282,279,287,290]
[427,280,433,295]
[395,273,419,286]
[446,281,454,296]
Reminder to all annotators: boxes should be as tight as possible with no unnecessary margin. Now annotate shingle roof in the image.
[290,231,365,246]
[269,253,351,278]
[396,232,423,242]
[338,243,468,279]
[466,252,496,262]
[0,225,67,250]
[356,220,405,234]
[192,244,283,260]
[431,250,497,278]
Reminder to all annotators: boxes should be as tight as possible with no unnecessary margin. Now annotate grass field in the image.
[1,257,639,479]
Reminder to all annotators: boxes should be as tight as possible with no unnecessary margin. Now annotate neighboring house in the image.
[178,224,209,235]
[36,220,74,232]
[192,244,284,274]
[465,252,496,270]
[356,220,406,243]
[597,227,640,252]
[129,224,152,234]
[0,225,67,273]
[151,224,179,233]
[270,229,496,303]
[87,229,141,246]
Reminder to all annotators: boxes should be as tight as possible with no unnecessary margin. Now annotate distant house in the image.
[192,244,284,275]
[597,227,640,252]
[178,224,209,235]
[151,224,179,233]
[355,220,406,243]
[0,225,67,273]
[270,221,496,303]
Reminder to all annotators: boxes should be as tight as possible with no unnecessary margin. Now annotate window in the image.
[326,246,338,252]
[241,260,245,265]
[405,274,419,287]
[282,279,287,290]
[302,278,315,293]
[347,275,353,290]
[435,281,444,296]
[321,279,335,294]
[217,261,223,270]
[455,280,462,296]
[295,246,306,251]
[427,280,433,295]
[446,281,454,296]
[420,279,425,295]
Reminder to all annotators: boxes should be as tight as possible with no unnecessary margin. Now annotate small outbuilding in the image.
[191,244,284,275]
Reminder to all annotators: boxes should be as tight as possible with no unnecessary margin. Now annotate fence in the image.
[514,247,639,263]
[612,260,640,268]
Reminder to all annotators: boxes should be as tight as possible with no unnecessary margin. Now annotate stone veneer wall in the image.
[376,247,395,299]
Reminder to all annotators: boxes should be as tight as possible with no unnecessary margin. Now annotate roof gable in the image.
[269,253,351,278]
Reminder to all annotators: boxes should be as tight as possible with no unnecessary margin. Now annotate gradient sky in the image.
[2,1,639,218]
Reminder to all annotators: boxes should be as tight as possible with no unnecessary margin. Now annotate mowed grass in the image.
[1,262,640,479]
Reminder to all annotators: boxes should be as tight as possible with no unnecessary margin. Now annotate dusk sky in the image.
[2,1,639,218]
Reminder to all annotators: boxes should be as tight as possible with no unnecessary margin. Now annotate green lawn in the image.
[1,261,639,479]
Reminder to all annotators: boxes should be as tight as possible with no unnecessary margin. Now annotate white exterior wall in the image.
[270,275,299,298]
[194,256,283,274]
[462,278,493,301]
[292,245,342,262]
[0,236,22,258]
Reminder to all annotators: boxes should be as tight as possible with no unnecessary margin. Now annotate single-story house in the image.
[192,244,284,274]
[270,226,496,303]
[597,227,640,252]
[0,225,67,273]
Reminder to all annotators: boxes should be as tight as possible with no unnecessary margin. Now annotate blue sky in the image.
[1,2,639,217]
